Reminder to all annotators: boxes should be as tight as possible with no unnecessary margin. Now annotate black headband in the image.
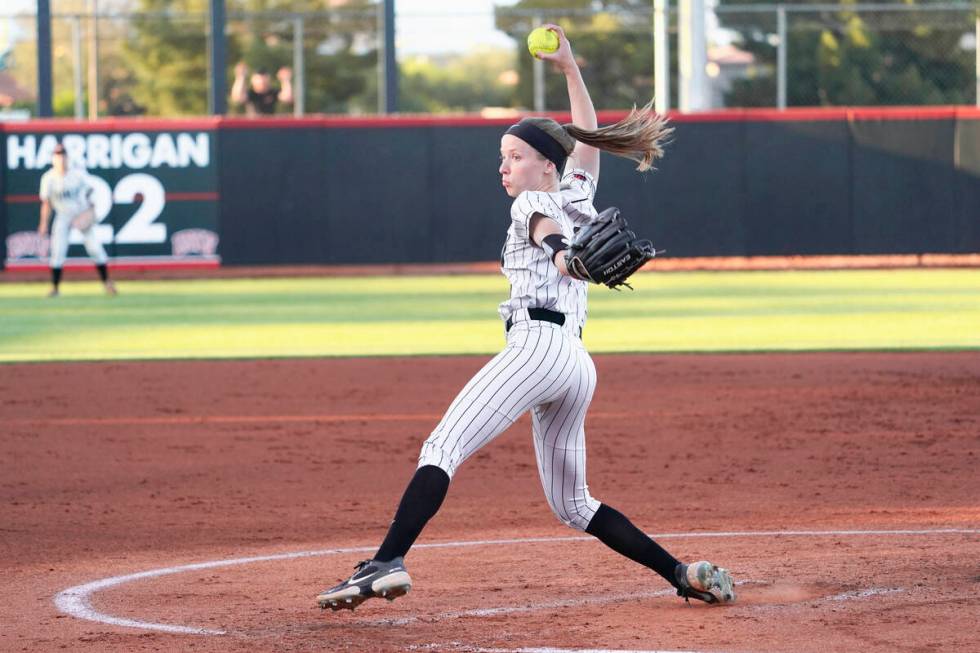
[505,121,568,173]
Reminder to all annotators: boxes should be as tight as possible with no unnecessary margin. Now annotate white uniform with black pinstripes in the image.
[39,167,107,269]
[418,169,602,531]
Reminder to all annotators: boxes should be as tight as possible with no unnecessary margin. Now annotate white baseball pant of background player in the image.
[47,212,109,270]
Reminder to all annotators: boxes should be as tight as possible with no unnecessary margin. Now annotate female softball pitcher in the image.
[38,143,116,298]
[318,25,734,611]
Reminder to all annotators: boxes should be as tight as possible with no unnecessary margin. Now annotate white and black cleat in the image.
[675,561,736,605]
[316,557,412,611]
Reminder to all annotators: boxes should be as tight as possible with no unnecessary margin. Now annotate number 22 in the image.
[86,173,167,244]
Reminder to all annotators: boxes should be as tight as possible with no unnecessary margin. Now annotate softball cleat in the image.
[675,561,736,604]
[316,557,412,611]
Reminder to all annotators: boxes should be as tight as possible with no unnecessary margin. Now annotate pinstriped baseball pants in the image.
[49,213,108,269]
[417,320,602,531]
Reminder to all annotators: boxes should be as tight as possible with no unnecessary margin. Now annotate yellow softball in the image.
[527,27,559,58]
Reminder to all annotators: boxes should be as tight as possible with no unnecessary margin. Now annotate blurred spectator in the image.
[104,87,146,117]
[231,62,293,116]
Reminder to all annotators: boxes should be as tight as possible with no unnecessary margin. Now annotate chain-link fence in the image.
[496,2,979,111]
[716,2,979,108]
[1,2,977,118]
[0,6,381,119]
[0,13,38,119]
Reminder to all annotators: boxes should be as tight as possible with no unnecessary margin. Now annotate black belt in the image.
[505,308,568,332]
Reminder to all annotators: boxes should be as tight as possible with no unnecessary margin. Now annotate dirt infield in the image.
[2,352,979,652]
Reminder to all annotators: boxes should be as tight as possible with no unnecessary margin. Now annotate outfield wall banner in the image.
[3,122,220,270]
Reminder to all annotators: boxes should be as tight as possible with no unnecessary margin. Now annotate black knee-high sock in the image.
[374,465,450,562]
[51,267,63,289]
[585,503,681,588]
[96,263,109,282]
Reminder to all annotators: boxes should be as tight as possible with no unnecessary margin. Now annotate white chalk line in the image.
[476,649,719,653]
[420,586,910,653]
[420,647,711,653]
[362,588,678,627]
[53,527,980,637]
[484,649,704,653]
[735,584,910,617]
[362,580,773,628]
[827,587,906,602]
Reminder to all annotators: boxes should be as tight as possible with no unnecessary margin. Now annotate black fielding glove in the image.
[565,207,657,290]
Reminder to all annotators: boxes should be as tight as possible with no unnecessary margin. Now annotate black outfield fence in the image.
[2,107,979,270]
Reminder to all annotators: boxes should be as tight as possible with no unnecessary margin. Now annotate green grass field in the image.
[1,269,978,362]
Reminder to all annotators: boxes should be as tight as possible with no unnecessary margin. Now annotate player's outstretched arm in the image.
[535,25,599,181]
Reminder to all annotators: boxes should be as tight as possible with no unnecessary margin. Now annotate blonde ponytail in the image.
[563,100,672,172]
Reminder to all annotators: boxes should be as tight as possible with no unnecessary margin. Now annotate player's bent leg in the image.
[531,346,736,604]
[318,337,553,612]
[419,335,557,476]
[49,219,69,268]
[373,464,450,563]
[580,506,737,605]
[82,225,108,265]
[48,268,62,298]
[533,429,599,531]
[48,217,70,296]
[316,466,444,612]
[82,227,116,295]
[532,344,599,531]
[584,503,680,585]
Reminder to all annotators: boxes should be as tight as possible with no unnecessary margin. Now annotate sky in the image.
[393,0,520,54]
[1,0,522,56]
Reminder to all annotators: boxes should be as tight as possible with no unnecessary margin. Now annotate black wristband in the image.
[541,233,569,263]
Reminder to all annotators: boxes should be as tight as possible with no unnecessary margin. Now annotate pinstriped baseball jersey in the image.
[498,168,599,335]
[416,166,604,532]
[39,168,92,219]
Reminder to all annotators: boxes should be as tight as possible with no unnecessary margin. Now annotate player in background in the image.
[37,143,116,298]
[317,25,735,611]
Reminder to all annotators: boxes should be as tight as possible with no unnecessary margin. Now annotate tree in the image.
[227,0,379,114]
[495,1,665,111]
[124,0,212,115]
[719,1,976,107]
[399,48,518,113]
[124,0,379,116]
